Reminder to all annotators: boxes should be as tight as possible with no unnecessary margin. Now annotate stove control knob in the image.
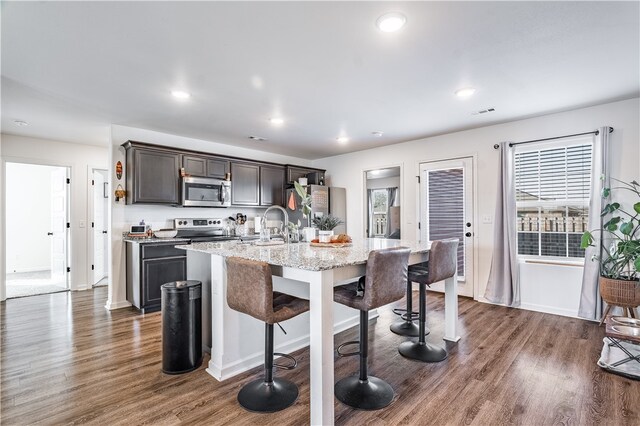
[209,221,213,224]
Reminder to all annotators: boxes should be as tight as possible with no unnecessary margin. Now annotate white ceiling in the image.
[2,1,638,159]
[366,167,401,180]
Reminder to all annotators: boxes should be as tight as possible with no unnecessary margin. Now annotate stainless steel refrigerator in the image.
[285,185,347,235]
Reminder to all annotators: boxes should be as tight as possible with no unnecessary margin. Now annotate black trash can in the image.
[161,280,203,374]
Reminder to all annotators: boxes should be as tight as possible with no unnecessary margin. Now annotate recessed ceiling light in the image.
[376,12,407,33]
[13,120,28,126]
[455,87,476,98]
[336,136,350,144]
[371,170,382,175]
[269,117,284,125]
[371,131,384,137]
[171,90,191,99]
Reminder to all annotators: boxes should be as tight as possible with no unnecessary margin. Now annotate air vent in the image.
[248,136,268,141]
[472,108,495,115]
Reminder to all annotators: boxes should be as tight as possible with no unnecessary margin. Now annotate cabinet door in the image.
[183,156,207,177]
[142,256,187,308]
[207,158,230,179]
[231,162,260,206]
[260,166,285,206]
[133,149,180,204]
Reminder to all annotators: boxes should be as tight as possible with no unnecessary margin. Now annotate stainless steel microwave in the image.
[181,176,231,207]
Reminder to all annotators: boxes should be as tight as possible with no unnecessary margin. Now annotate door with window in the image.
[420,158,474,297]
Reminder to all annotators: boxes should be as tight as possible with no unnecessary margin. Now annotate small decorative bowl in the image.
[154,229,178,239]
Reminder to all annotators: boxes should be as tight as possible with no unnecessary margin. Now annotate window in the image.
[515,139,592,259]
[371,189,388,236]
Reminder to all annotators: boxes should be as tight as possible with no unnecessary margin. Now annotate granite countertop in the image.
[123,237,192,244]
[177,238,430,271]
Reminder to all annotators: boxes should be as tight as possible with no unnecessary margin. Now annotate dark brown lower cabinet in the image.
[126,241,187,313]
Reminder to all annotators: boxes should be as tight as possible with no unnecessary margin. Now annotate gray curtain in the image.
[367,189,374,237]
[579,127,611,320]
[385,187,398,237]
[485,142,520,307]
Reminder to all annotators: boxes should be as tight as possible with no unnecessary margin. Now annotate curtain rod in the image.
[492,127,614,149]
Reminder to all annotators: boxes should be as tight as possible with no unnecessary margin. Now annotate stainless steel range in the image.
[174,218,236,242]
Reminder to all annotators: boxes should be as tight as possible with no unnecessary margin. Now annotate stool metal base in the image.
[390,320,429,337]
[398,341,447,363]
[335,375,394,410]
[237,378,299,413]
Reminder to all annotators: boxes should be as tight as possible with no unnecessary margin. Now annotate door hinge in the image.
[418,222,421,230]
[67,222,70,229]
[416,175,420,184]
[67,267,71,273]
[91,179,94,185]
[91,265,94,270]
[91,222,94,228]
[66,178,70,184]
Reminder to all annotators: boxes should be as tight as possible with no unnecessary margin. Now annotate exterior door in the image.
[50,167,69,287]
[420,158,474,297]
[93,170,108,284]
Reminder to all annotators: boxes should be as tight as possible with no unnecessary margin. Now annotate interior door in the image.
[50,167,69,287]
[420,158,474,297]
[93,170,107,283]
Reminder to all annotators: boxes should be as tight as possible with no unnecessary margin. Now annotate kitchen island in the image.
[179,238,459,426]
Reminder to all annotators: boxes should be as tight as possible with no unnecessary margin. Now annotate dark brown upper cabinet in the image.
[183,155,230,179]
[125,143,180,205]
[260,165,285,207]
[230,162,260,206]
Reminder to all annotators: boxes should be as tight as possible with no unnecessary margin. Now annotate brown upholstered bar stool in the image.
[398,239,458,363]
[333,247,410,410]
[226,257,310,413]
[390,274,429,337]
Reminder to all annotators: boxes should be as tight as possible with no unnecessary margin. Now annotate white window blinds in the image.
[515,140,593,258]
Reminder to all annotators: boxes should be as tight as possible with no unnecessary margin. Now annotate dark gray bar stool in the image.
[390,274,429,337]
[333,247,410,410]
[226,257,310,413]
[398,239,458,363]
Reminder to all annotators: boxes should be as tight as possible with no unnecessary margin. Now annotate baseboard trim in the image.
[105,299,132,310]
[206,311,378,382]
[518,302,578,319]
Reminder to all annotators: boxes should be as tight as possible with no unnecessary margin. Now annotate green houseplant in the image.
[312,214,344,243]
[581,178,640,322]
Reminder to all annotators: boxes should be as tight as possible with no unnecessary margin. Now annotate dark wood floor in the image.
[1,287,638,425]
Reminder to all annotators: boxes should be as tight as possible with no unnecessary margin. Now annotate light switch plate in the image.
[482,215,492,224]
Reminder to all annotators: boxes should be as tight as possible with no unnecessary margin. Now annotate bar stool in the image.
[333,247,411,410]
[226,257,310,413]
[390,269,430,337]
[398,239,458,363]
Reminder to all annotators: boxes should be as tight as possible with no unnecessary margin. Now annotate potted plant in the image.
[581,178,640,323]
[312,215,344,243]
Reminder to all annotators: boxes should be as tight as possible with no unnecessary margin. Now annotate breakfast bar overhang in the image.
[179,238,460,425]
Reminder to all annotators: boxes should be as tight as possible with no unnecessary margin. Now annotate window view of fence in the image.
[515,141,592,259]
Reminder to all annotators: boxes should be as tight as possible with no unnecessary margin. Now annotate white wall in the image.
[107,125,313,309]
[5,163,58,272]
[1,134,109,292]
[313,97,640,315]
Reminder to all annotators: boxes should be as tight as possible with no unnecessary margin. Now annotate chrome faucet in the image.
[261,205,289,244]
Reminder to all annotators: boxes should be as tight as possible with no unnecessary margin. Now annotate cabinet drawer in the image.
[141,244,187,259]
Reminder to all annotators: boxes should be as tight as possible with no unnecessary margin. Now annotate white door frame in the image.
[1,157,73,298]
[88,166,109,286]
[361,163,404,240]
[416,154,479,299]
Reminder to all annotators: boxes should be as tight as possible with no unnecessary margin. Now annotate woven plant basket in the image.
[599,276,640,307]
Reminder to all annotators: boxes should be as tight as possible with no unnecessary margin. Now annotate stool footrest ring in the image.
[273,353,297,370]
[336,340,360,357]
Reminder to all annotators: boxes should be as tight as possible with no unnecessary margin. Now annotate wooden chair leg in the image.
[599,305,612,326]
